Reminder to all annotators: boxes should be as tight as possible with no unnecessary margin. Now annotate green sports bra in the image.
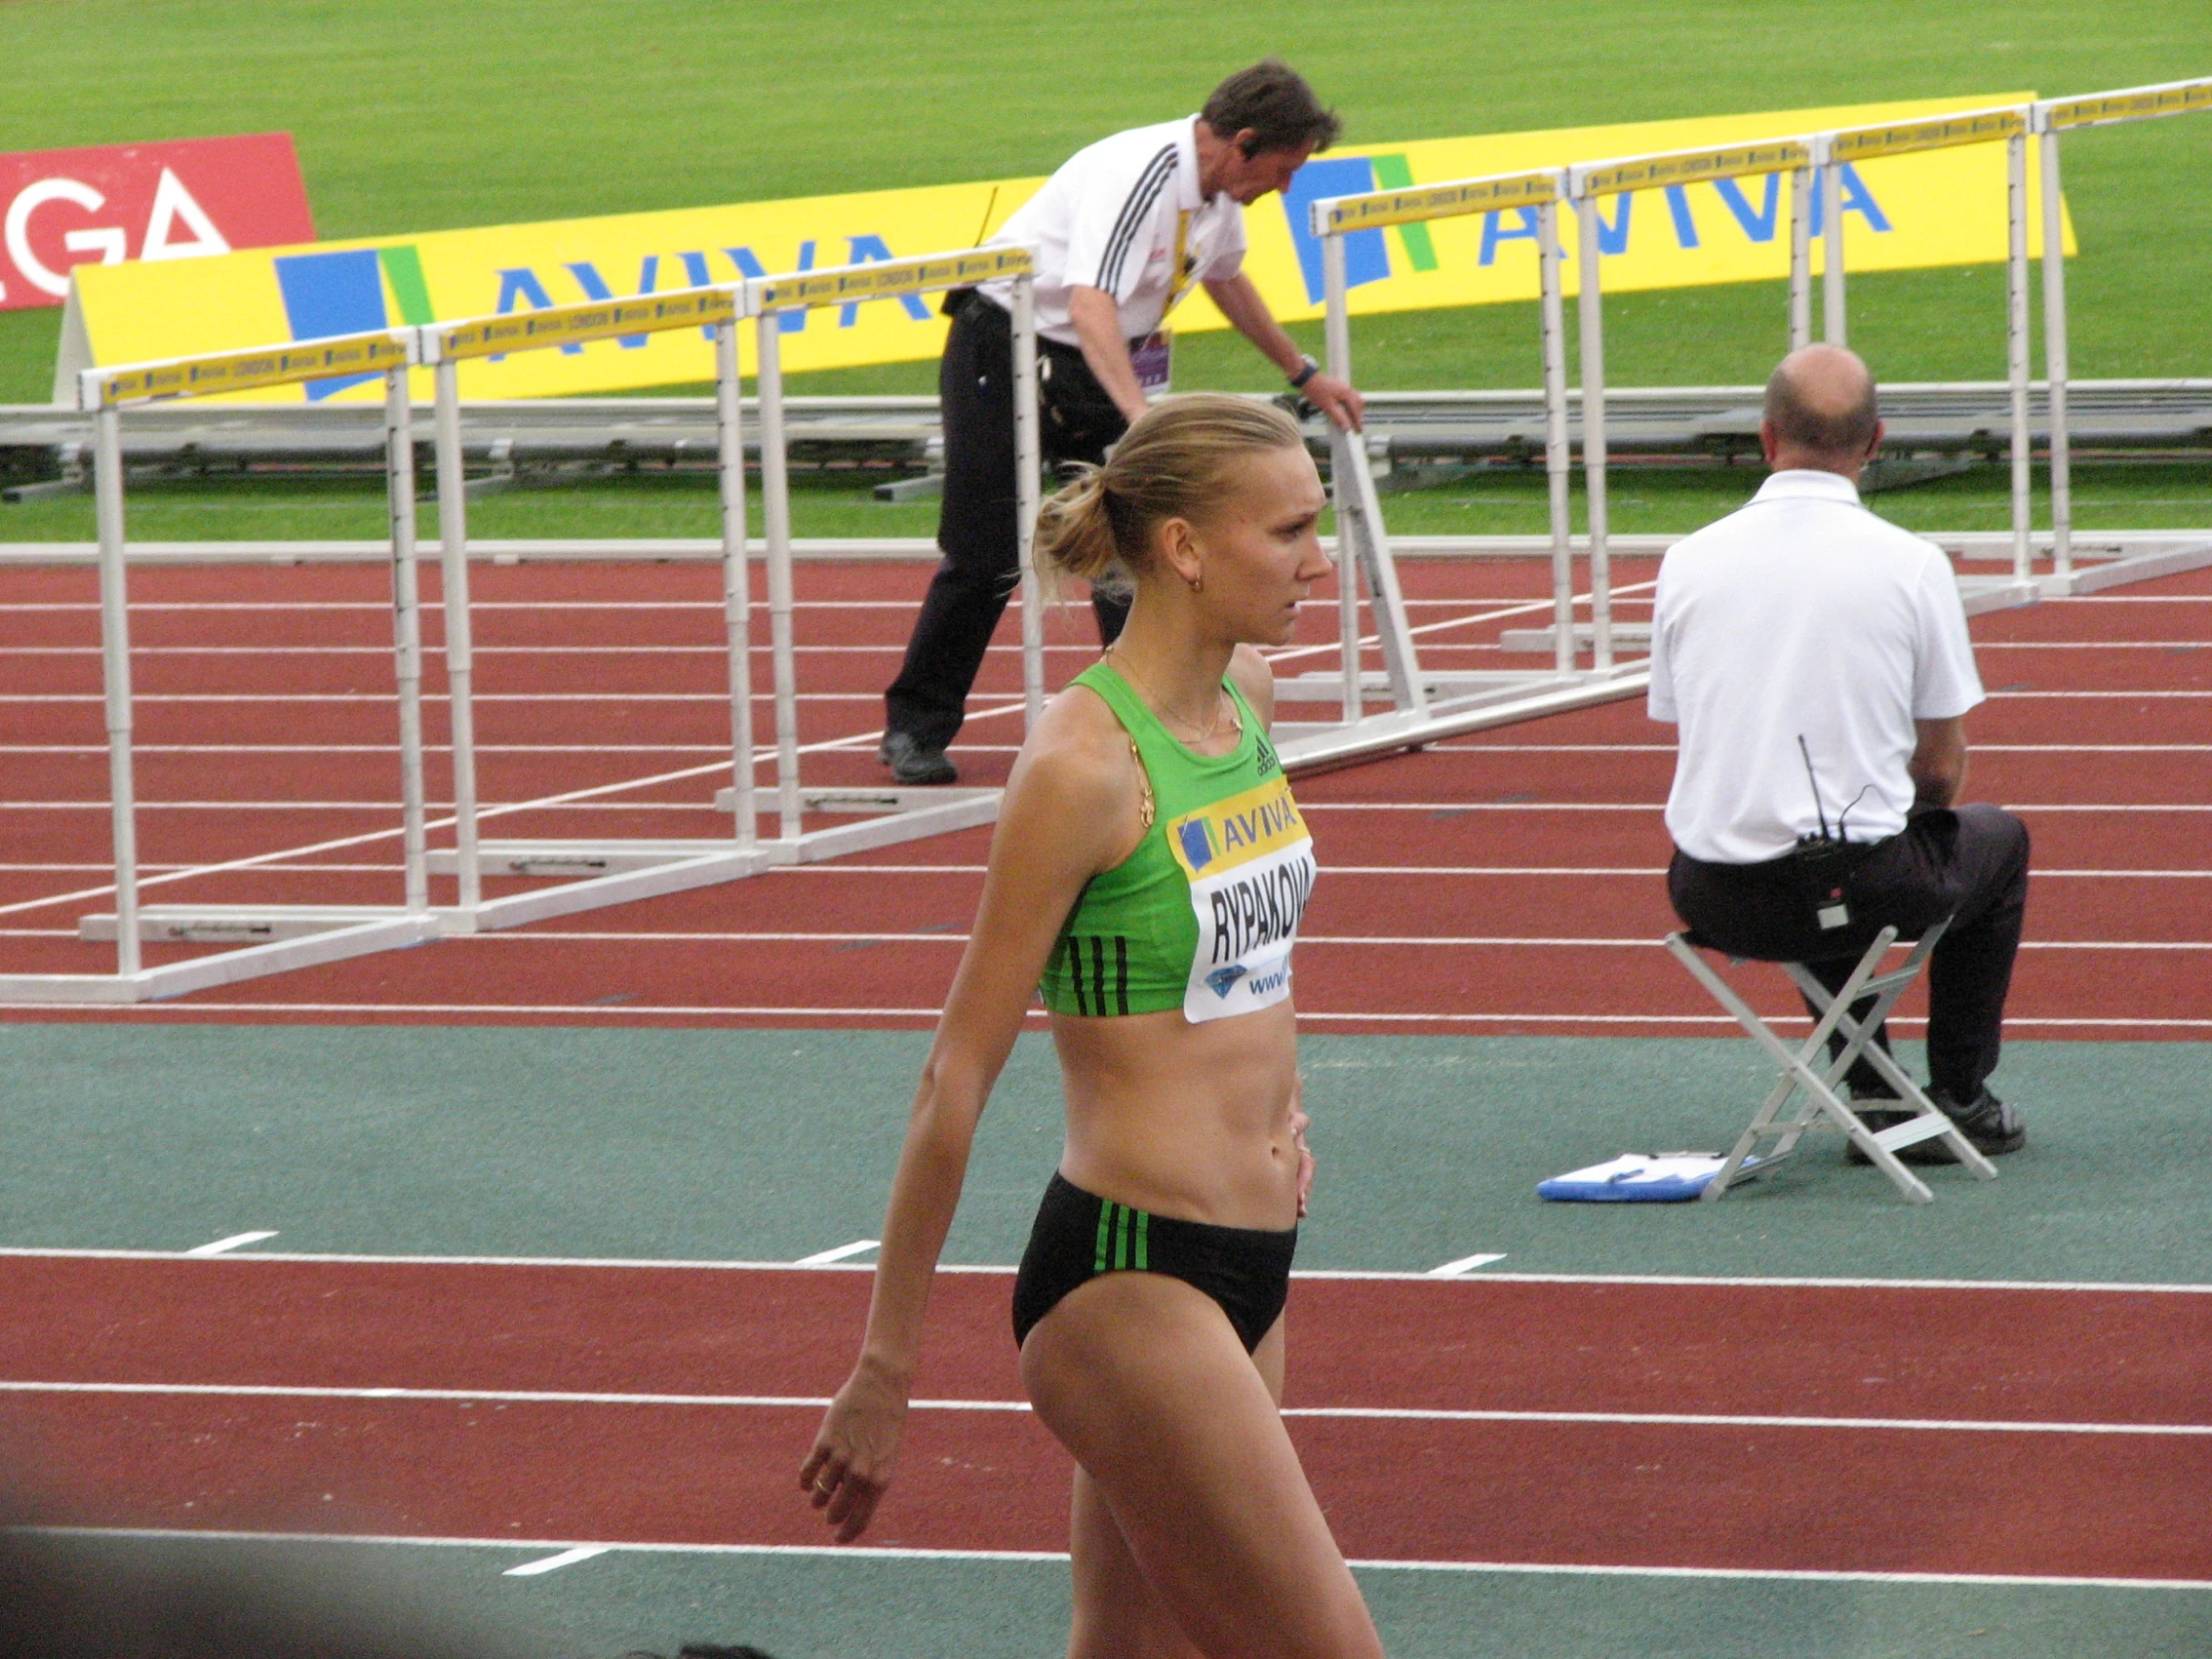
[1039,661,1318,1023]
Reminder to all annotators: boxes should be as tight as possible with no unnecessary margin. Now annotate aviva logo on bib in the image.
[1167,777,1310,880]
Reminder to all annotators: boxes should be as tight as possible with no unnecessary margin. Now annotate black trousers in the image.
[1668,804,2031,1100]
[882,295,1133,751]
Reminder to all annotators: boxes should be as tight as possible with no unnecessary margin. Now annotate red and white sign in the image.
[0,133,314,311]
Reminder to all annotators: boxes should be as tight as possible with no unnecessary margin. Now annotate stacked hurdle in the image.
[11,75,2210,1003]
[1277,169,1651,772]
[1291,77,2212,772]
[18,249,1040,1001]
[419,249,1041,917]
[8,332,442,1002]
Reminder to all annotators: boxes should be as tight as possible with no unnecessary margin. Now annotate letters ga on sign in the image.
[3,133,313,312]
[69,93,2068,402]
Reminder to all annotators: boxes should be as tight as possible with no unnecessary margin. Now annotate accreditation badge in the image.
[1130,329,1173,395]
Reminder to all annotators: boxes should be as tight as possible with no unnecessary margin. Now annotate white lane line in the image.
[1427,1253,1509,1277]
[502,1545,607,1576]
[0,745,734,757]
[5,642,1099,659]
[2,1381,2200,1438]
[27,801,2211,818]
[760,863,2212,879]
[27,1526,2212,1589]
[0,692,913,705]
[1987,690,2212,698]
[450,930,2212,952]
[0,690,1038,920]
[1295,801,2212,814]
[6,1243,2209,1294]
[184,1231,278,1257]
[1421,743,2212,755]
[4,1000,2204,1032]
[1974,641,2212,650]
[796,1239,879,1266]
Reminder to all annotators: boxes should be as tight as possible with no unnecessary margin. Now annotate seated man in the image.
[1648,343,2029,1161]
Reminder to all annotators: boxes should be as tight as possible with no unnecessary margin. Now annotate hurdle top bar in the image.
[2040,76,2212,132]
[1569,139,1811,201]
[1308,170,1560,238]
[80,329,415,413]
[1826,104,2026,163]
[747,247,1032,313]
[427,284,744,364]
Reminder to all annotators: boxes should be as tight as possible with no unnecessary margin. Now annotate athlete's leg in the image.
[1023,1276,1381,1659]
[1060,1312,1290,1659]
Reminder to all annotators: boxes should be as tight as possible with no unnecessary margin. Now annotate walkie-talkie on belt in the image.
[1796,736,1854,931]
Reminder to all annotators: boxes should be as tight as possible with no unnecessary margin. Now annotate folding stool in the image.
[1664,918,1999,1205]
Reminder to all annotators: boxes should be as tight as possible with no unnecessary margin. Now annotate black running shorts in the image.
[1010,1171,1297,1354]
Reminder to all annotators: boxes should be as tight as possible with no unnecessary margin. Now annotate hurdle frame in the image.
[1277,169,1651,772]
[716,247,1042,852]
[2034,77,2212,592]
[421,251,1042,915]
[7,332,442,1004]
[416,282,786,931]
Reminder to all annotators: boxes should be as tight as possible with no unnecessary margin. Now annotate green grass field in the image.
[2,0,2207,538]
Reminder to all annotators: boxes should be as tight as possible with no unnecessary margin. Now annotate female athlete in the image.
[802,393,1385,1659]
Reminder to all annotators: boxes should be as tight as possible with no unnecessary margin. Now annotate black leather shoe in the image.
[878,731,957,786]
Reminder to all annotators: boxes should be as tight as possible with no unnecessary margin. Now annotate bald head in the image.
[1763,344,1881,476]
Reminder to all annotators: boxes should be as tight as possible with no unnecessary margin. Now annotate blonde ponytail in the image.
[1030,393,1306,598]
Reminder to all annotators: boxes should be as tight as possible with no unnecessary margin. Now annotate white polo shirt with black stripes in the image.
[978,115,1248,347]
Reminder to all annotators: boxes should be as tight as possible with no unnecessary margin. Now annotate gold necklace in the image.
[1106,649,1239,745]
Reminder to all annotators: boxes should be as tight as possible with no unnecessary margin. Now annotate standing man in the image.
[879,59,1366,785]
[1650,344,2030,1161]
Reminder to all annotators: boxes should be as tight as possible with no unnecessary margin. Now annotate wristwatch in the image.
[1288,354,1321,389]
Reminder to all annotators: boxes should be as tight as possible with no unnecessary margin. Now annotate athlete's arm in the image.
[803,695,1141,1540]
[1201,272,1364,433]
[1067,284,1153,425]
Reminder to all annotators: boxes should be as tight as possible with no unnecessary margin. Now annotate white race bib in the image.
[1165,774,1317,1023]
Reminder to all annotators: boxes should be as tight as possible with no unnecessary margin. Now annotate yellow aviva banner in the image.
[68,92,2068,403]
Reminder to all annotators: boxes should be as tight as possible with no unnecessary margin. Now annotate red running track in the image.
[1,557,2208,1033]
[3,1253,2208,1580]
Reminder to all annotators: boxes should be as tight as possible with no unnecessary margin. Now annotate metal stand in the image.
[1667,922,1997,1206]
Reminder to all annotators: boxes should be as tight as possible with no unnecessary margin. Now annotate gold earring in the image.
[1186,568,1204,593]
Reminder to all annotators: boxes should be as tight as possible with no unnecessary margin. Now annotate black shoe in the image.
[878,731,957,786]
[1929,1085,2027,1158]
[1849,1086,2025,1166]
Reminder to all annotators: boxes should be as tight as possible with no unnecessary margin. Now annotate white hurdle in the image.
[716,247,1042,857]
[415,249,1040,913]
[2034,78,2212,592]
[9,332,441,1004]
[1280,170,1649,772]
[1566,139,1814,667]
[1815,107,2036,594]
[418,284,779,932]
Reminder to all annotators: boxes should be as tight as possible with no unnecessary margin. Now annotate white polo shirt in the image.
[1647,469,1984,863]
[978,115,1248,347]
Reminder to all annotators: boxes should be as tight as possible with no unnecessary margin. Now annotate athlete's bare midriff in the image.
[1050,999,1301,1231]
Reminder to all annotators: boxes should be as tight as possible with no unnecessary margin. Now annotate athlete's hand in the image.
[1290,1087,1316,1219]
[801,1356,908,1542]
